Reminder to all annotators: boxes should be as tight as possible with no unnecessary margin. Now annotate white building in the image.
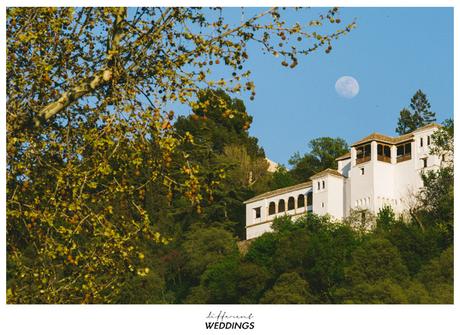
[244,123,445,240]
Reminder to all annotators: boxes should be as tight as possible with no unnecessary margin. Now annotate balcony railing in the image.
[356,156,371,165]
[377,155,391,163]
[396,154,411,163]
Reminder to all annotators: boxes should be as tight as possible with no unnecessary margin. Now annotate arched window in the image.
[268,202,276,215]
[297,194,305,208]
[288,197,295,210]
[278,199,285,213]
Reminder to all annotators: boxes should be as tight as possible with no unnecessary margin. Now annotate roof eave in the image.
[335,154,351,161]
[310,168,345,180]
[243,181,313,204]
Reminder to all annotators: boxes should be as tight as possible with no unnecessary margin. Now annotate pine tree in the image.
[396,108,416,135]
[396,90,436,135]
[410,89,436,125]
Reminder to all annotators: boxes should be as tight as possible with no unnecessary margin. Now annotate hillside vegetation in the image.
[7,87,453,304]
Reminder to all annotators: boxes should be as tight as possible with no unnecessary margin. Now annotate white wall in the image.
[373,160,396,212]
[338,159,351,177]
[393,154,417,212]
[326,175,345,218]
[246,222,273,240]
[312,177,328,216]
[245,198,266,231]
[349,160,374,212]
[245,185,313,239]
[311,174,345,219]
[393,127,441,212]
[343,177,351,217]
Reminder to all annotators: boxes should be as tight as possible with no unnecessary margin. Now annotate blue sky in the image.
[235,7,453,166]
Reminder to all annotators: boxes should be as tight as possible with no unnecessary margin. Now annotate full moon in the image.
[335,76,360,99]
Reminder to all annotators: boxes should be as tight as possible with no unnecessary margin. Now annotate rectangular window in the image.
[377,144,391,163]
[384,146,391,157]
[427,136,431,146]
[396,142,412,163]
[356,143,371,164]
[360,167,365,175]
[254,207,261,219]
[322,180,325,189]
[307,192,313,206]
[420,137,424,147]
[421,158,428,168]
[317,182,320,190]
[364,144,371,157]
[405,143,411,153]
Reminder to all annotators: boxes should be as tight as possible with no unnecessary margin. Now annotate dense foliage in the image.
[262,136,349,190]
[177,201,453,304]
[288,137,349,184]
[7,7,355,303]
